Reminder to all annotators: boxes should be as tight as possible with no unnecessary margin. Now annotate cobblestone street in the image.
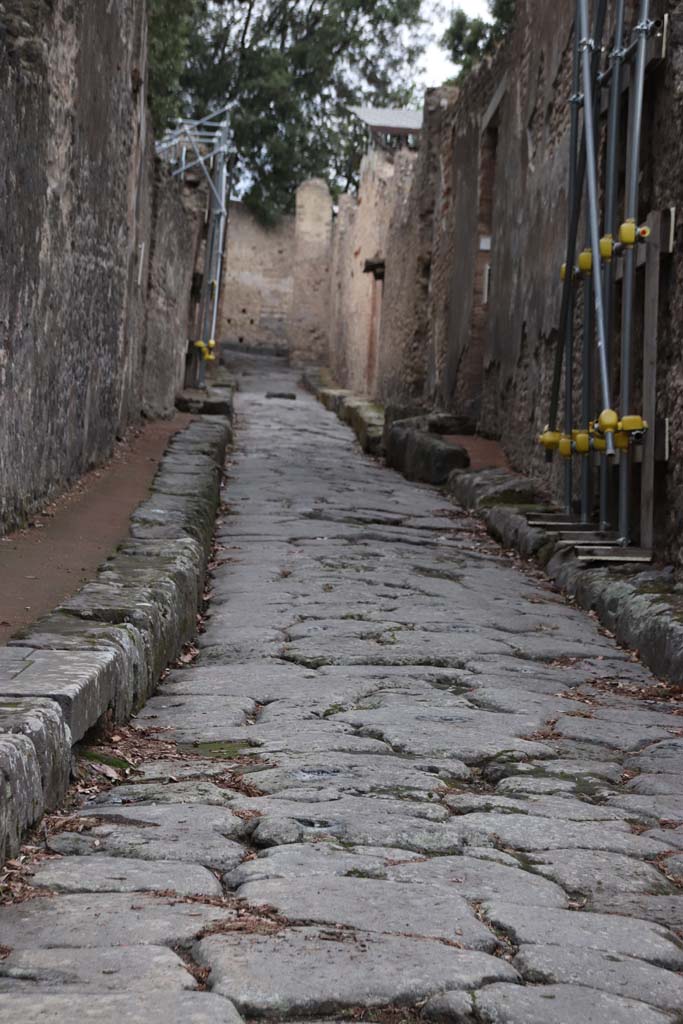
[2,358,683,1023]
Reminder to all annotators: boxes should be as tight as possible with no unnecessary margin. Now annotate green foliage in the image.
[148,0,201,131]
[149,0,425,221]
[441,0,516,79]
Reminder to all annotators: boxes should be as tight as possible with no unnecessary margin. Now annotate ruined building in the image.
[282,0,683,567]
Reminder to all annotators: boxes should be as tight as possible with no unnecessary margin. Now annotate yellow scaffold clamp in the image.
[599,234,614,262]
[558,433,574,458]
[591,412,647,451]
[194,339,217,362]
[577,249,593,274]
[538,428,562,452]
[619,219,651,247]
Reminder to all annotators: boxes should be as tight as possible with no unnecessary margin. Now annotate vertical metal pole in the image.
[578,0,614,456]
[548,0,607,443]
[618,0,652,544]
[580,273,593,521]
[599,0,626,529]
[564,11,582,513]
[208,120,231,346]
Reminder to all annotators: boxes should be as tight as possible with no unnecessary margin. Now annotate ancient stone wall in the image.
[142,168,206,418]
[219,202,295,355]
[0,0,204,533]
[345,0,683,562]
[328,150,416,397]
[289,179,333,367]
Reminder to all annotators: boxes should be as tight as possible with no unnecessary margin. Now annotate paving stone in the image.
[589,894,683,928]
[449,811,669,857]
[0,893,237,948]
[91,779,238,806]
[236,876,497,948]
[482,901,683,968]
[527,849,675,897]
[194,926,519,1016]
[49,804,249,870]
[227,843,567,907]
[0,992,244,1023]
[472,982,673,1024]
[514,943,683,1013]
[134,758,235,781]
[31,855,223,896]
[133,694,255,742]
[0,945,197,992]
[444,792,629,821]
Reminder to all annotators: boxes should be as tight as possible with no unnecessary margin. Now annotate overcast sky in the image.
[419,0,490,88]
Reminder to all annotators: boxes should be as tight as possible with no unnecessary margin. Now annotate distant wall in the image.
[289,179,333,367]
[0,0,204,534]
[219,201,295,355]
[327,150,416,396]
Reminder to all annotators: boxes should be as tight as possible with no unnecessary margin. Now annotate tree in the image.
[441,0,515,79]
[149,0,425,221]
[148,0,201,130]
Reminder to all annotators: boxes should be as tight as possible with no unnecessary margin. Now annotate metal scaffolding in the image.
[538,1,672,563]
[156,107,233,388]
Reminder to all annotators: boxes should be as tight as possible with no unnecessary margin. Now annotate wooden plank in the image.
[640,211,662,552]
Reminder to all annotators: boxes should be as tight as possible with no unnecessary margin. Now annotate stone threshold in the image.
[0,415,232,865]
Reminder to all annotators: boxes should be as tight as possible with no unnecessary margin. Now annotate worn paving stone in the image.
[482,901,683,968]
[513,944,683,1013]
[194,926,519,1016]
[0,893,237,948]
[0,992,244,1023]
[49,804,249,871]
[227,843,568,907]
[471,982,673,1024]
[526,849,674,897]
[31,854,223,896]
[91,779,238,807]
[236,875,497,947]
[0,945,197,992]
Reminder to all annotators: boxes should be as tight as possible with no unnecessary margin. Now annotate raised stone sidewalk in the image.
[0,415,231,863]
[0,355,682,1023]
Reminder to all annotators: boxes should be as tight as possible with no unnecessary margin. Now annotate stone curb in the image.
[311,381,385,457]
[445,466,683,684]
[0,416,232,863]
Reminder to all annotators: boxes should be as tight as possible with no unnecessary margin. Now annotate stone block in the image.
[0,733,43,862]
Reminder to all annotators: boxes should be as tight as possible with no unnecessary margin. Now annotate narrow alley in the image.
[2,355,682,1022]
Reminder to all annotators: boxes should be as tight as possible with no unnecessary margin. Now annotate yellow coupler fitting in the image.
[619,219,637,247]
[558,435,573,458]
[600,235,614,262]
[578,249,593,274]
[539,429,562,452]
[574,430,591,454]
[598,408,619,436]
[194,339,216,362]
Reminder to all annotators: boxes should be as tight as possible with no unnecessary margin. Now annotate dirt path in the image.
[0,414,191,645]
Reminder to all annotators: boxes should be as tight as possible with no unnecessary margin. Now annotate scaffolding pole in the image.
[599,0,626,530]
[618,0,652,544]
